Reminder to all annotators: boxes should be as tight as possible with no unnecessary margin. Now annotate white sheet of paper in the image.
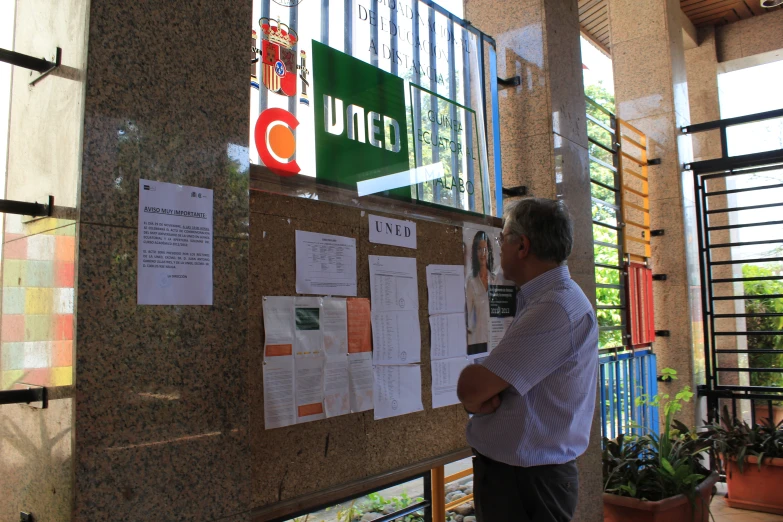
[295,355,326,423]
[323,356,351,418]
[322,298,348,357]
[371,310,421,365]
[263,356,296,429]
[373,364,423,419]
[369,214,417,249]
[431,357,469,408]
[426,265,466,315]
[295,231,357,296]
[137,179,213,305]
[294,297,323,358]
[429,313,468,360]
[263,296,295,359]
[348,352,374,412]
[369,255,418,312]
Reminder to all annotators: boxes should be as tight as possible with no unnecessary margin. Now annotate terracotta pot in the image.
[725,456,783,515]
[753,404,783,426]
[603,472,718,522]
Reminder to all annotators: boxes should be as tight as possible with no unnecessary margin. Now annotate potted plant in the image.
[703,405,783,515]
[602,370,719,522]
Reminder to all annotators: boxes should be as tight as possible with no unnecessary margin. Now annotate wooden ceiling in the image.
[579,0,782,54]
[681,0,782,27]
[579,0,611,54]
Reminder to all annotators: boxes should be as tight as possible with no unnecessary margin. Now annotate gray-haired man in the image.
[457,198,598,522]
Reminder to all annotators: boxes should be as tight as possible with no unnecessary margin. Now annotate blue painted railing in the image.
[599,349,659,440]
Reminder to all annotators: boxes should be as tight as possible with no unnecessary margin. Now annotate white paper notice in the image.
[348,352,374,412]
[431,357,469,408]
[369,255,418,312]
[296,355,326,423]
[322,298,348,357]
[430,313,468,360]
[372,310,422,365]
[373,365,423,419]
[426,265,466,315]
[369,214,417,249]
[263,356,296,429]
[323,357,351,418]
[263,296,295,358]
[137,179,213,305]
[295,231,357,296]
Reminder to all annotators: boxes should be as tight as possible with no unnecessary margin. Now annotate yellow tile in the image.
[1,370,25,390]
[51,366,73,386]
[2,260,26,287]
[25,288,55,315]
[24,315,52,342]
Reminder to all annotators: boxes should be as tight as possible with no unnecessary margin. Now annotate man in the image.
[457,198,598,522]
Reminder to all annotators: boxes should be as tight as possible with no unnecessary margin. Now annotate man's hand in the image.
[457,364,509,414]
[464,394,501,415]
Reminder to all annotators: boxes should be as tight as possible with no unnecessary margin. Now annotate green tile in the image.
[24,315,53,342]
[25,261,55,288]
[2,287,26,314]
[1,343,25,370]
[2,260,26,287]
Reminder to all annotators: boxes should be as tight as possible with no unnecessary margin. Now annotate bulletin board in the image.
[249,189,501,510]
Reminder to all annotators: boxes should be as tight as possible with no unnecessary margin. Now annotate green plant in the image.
[703,405,783,473]
[603,369,711,502]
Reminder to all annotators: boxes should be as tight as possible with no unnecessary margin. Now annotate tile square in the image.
[24,315,53,342]
[1,315,25,342]
[51,366,73,386]
[1,342,25,370]
[25,287,55,315]
[3,260,27,287]
[53,314,74,341]
[55,235,76,262]
[23,341,50,369]
[52,340,73,367]
[26,260,56,288]
[3,287,27,315]
[55,262,75,288]
[1,369,25,390]
[3,236,28,260]
[27,235,56,261]
[54,288,74,314]
[23,367,50,386]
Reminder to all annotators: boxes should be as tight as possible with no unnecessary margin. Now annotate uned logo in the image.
[254,108,300,177]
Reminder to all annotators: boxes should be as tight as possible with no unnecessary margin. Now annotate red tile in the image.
[4,237,28,260]
[52,341,73,367]
[55,236,76,262]
[1,315,25,342]
[54,262,75,288]
[23,368,50,386]
[53,314,74,341]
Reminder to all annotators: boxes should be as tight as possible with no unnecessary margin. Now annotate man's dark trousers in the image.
[472,451,579,522]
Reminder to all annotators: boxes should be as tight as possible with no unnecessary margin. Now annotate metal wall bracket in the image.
[647,158,661,165]
[20,511,33,522]
[0,195,54,217]
[0,384,47,409]
[497,76,521,90]
[655,330,670,337]
[0,47,62,86]
[502,185,527,197]
[650,229,665,237]
[652,274,667,281]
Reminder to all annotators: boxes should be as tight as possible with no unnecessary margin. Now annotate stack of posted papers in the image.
[426,265,469,408]
[369,255,424,419]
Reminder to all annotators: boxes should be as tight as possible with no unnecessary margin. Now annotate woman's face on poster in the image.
[477,240,488,267]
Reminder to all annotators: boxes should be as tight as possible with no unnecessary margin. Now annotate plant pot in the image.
[603,472,718,522]
[753,404,783,426]
[725,456,783,515]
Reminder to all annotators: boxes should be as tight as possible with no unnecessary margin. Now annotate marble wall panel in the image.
[715,9,783,62]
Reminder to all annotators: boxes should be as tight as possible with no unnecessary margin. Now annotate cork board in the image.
[249,190,483,508]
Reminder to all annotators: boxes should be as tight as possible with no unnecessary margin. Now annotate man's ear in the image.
[518,235,530,258]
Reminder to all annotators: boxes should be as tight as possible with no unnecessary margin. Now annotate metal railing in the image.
[599,349,659,439]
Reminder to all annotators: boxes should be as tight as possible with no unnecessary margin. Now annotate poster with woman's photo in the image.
[462,225,517,358]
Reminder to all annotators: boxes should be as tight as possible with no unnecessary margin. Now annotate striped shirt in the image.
[466,265,599,467]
